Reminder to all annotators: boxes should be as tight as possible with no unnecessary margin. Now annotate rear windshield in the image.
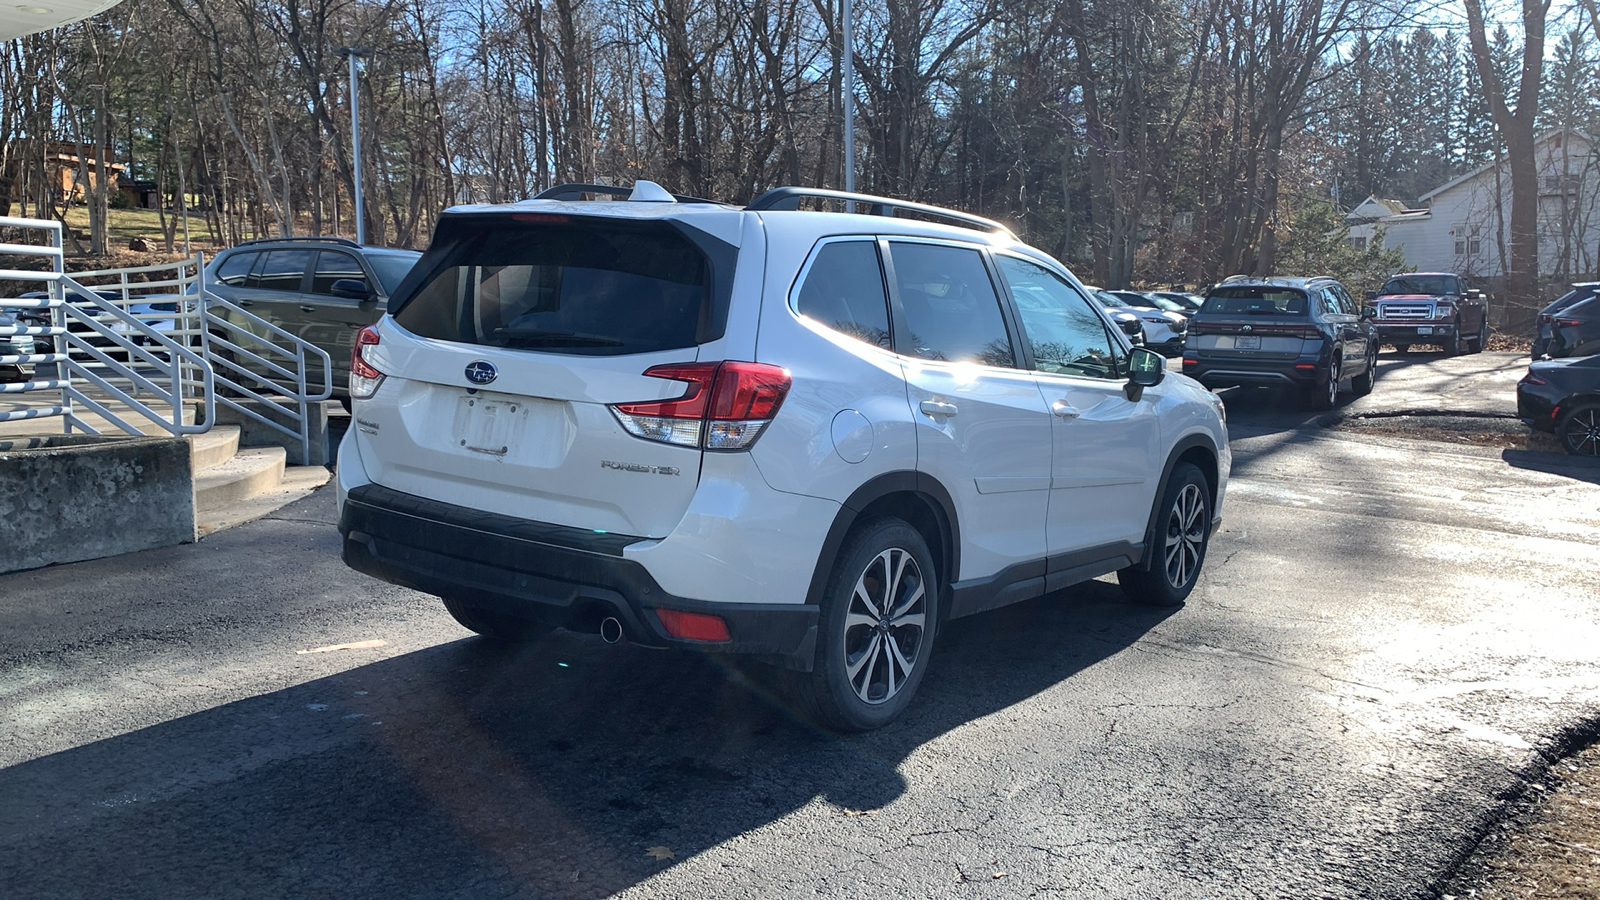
[1381,275,1456,295]
[391,218,720,355]
[1201,287,1311,316]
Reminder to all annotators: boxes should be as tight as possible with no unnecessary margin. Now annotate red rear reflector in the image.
[655,609,731,642]
[1295,363,1316,370]
[510,213,569,223]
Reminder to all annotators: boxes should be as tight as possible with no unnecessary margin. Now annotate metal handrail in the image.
[198,276,333,465]
[2,217,213,437]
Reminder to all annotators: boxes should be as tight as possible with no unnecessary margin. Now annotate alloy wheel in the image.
[1325,360,1340,406]
[1564,407,1600,457]
[841,547,928,705]
[1163,483,1209,589]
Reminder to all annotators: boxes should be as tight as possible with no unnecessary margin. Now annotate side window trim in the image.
[881,235,1025,370]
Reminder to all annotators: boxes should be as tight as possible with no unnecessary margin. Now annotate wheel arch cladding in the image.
[805,472,959,616]
[1134,436,1219,572]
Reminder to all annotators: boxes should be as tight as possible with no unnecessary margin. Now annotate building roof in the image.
[1418,129,1594,203]
[1,0,128,40]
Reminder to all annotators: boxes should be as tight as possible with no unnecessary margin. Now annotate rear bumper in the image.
[1184,357,1323,389]
[339,483,818,661]
[1516,387,1560,433]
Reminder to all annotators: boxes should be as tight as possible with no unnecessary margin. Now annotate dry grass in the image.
[1455,743,1600,899]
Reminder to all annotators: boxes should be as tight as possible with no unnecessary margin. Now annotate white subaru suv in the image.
[337,182,1230,730]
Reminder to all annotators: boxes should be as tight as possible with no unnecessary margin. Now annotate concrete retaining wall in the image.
[210,400,330,467]
[0,434,195,574]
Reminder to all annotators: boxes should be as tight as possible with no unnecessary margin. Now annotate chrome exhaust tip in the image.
[599,617,624,644]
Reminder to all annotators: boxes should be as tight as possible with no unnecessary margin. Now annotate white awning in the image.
[1,0,128,41]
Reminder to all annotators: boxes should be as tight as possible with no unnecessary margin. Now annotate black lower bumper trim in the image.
[340,484,817,660]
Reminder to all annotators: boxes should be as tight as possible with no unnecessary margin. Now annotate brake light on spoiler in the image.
[612,361,792,451]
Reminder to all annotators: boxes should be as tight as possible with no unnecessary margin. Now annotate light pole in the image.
[340,47,370,245]
[842,0,854,203]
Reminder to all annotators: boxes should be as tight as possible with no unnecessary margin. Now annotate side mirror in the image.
[1364,289,1378,301]
[330,278,372,300]
[1124,346,1165,402]
[1361,304,1377,320]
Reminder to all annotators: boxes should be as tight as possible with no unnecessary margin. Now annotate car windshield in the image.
[1382,275,1456,295]
[367,252,422,296]
[1200,286,1312,316]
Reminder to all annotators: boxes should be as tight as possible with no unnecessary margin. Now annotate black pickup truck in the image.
[1365,272,1488,355]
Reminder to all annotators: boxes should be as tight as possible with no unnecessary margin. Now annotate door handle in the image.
[299,305,316,313]
[1051,400,1081,419]
[919,400,958,418]
[237,299,253,307]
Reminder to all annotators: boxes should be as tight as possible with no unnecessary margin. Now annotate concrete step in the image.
[193,446,286,512]
[188,425,241,471]
[196,465,331,536]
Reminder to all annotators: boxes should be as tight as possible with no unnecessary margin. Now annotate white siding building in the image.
[1346,130,1599,286]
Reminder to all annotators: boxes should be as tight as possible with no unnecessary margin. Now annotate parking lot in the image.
[2,349,1598,898]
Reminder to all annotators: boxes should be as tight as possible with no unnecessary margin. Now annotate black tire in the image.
[441,595,551,642]
[1308,357,1340,410]
[1119,462,1211,606]
[1351,345,1376,397]
[1469,317,1488,353]
[1394,343,1411,355]
[787,517,937,732]
[1443,328,1461,356]
[1558,404,1600,458]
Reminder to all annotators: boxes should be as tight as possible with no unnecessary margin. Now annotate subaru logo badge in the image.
[464,360,497,386]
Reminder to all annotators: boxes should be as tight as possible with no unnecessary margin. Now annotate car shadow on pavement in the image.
[1502,448,1600,483]
[0,581,1172,898]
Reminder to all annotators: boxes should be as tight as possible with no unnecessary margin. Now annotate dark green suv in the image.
[205,237,421,401]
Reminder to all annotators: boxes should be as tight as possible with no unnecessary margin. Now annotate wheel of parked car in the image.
[1119,463,1211,606]
[1443,328,1462,356]
[789,517,937,732]
[441,595,552,642]
[1352,344,1377,397]
[1558,403,1600,458]
[1469,317,1488,353]
[1309,357,1340,410]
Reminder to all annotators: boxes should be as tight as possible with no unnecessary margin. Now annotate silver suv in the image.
[336,183,1230,730]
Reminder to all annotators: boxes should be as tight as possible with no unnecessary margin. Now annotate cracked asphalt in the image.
[3,349,1599,898]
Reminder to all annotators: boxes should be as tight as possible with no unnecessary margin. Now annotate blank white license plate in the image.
[453,396,525,456]
[1416,326,1433,334]
[1235,335,1261,350]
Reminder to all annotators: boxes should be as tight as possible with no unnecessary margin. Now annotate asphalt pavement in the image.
[3,349,1598,898]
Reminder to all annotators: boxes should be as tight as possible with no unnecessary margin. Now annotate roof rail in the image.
[532,182,718,204]
[746,187,1013,236]
[234,235,363,249]
[232,235,361,248]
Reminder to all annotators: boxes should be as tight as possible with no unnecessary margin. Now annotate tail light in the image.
[1520,371,1546,386]
[612,361,791,451]
[349,325,384,399]
[1554,317,1582,328]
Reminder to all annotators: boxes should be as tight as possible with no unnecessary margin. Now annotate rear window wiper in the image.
[492,327,623,347]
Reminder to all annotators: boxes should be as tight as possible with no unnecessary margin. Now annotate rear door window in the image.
[392,219,716,356]
[888,241,1017,368]
[249,250,312,292]
[792,240,891,348]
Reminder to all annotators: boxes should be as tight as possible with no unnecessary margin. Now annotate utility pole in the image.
[340,47,370,245]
